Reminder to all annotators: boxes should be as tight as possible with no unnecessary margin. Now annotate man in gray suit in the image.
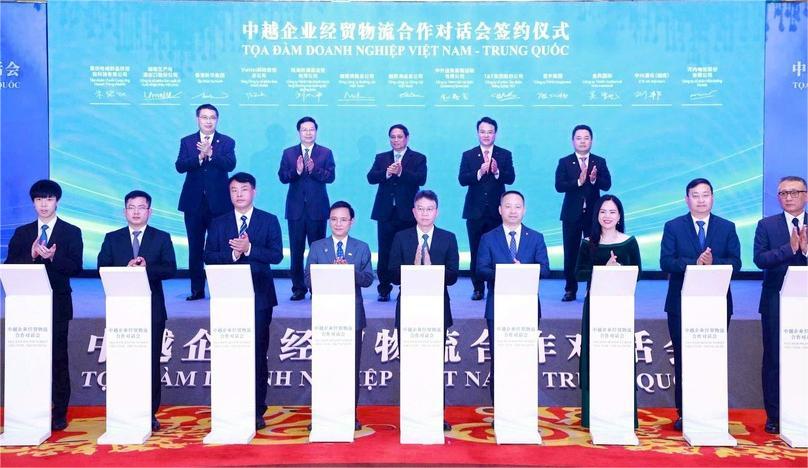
[305,200,374,429]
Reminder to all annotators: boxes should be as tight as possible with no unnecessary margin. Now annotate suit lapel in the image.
[138,226,154,258]
[343,237,355,262]
[775,212,792,245]
[516,228,531,262]
[682,215,702,254]
[323,237,336,263]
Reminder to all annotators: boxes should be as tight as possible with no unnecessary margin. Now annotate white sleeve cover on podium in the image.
[203,265,256,445]
[589,265,639,446]
[780,265,808,448]
[399,265,445,445]
[681,264,736,447]
[493,263,541,445]
[97,266,153,445]
[0,265,52,446]
[309,264,356,443]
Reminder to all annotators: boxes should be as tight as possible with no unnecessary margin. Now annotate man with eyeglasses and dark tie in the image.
[175,103,236,301]
[367,124,427,302]
[753,175,808,435]
[97,190,177,432]
[279,116,336,301]
[660,177,742,431]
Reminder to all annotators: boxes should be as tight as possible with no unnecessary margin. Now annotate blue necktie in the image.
[696,220,706,250]
[336,240,344,259]
[132,230,141,258]
[420,234,429,265]
[238,215,248,236]
[509,231,517,260]
[39,225,49,245]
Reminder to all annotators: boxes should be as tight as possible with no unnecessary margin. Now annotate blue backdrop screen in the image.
[47,1,765,270]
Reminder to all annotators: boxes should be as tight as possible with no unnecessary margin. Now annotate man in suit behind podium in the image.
[753,175,808,434]
[459,117,515,301]
[5,179,84,431]
[367,123,427,302]
[97,190,177,432]
[175,103,236,301]
[204,172,284,430]
[278,116,336,301]
[305,201,374,429]
[476,190,550,410]
[554,124,611,302]
[660,177,741,431]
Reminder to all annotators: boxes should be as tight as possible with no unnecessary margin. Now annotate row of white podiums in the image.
[1,264,806,448]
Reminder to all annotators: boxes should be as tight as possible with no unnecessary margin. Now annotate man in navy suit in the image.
[388,190,459,431]
[753,176,808,434]
[660,177,742,430]
[5,179,83,431]
[175,104,236,301]
[555,124,611,302]
[459,117,515,301]
[204,172,284,430]
[367,124,427,302]
[97,190,177,432]
[305,201,374,429]
[278,116,336,301]
[477,190,550,409]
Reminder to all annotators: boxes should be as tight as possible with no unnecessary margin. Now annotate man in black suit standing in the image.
[205,172,284,430]
[175,103,236,301]
[554,124,611,301]
[5,179,83,431]
[278,116,335,301]
[459,117,515,301]
[97,190,177,432]
[753,176,808,434]
[367,124,427,302]
[388,189,459,431]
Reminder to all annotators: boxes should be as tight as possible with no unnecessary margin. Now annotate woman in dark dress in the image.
[575,194,642,428]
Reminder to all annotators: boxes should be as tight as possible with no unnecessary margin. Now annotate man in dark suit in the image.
[204,172,284,430]
[305,201,374,429]
[753,175,808,434]
[278,116,335,301]
[97,190,177,432]
[554,124,611,301]
[5,179,83,431]
[459,117,515,301]
[367,124,427,302]
[388,189,459,431]
[477,191,550,409]
[175,103,236,301]
[660,177,742,430]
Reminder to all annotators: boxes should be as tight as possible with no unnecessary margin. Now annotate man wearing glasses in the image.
[753,176,808,434]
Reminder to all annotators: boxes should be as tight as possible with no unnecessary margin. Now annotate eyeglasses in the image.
[126,205,149,212]
[415,206,436,213]
[778,190,807,199]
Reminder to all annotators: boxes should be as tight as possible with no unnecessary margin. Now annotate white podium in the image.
[400,265,445,444]
[204,265,256,445]
[0,265,52,446]
[309,264,356,443]
[97,267,153,445]
[493,263,542,445]
[589,266,639,446]
[780,266,808,448]
[681,264,736,447]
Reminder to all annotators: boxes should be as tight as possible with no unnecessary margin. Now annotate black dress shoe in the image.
[443,420,452,431]
[673,418,683,431]
[51,417,68,431]
[256,417,266,430]
[186,291,205,301]
[290,292,306,301]
[377,293,390,302]
[764,420,779,434]
[561,291,576,302]
[152,416,161,432]
[471,290,484,301]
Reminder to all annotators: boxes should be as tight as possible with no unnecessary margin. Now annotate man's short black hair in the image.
[229,172,257,188]
[414,189,439,208]
[477,116,498,132]
[196,103,219,118]
[779,175,807,189]
[124,190,152,208]
[330,200,355,219]
[297,116,318,131]
[29,179,62,201]
[572,124,592,139]
[389,124,409,137]
[686,178,713,196]
[500,190,525,204]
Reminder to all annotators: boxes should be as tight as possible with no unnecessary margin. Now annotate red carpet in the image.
[1,406,806,466]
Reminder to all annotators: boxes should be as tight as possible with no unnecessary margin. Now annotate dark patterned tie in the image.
[336,240,344,259]
[239,215,248,237]
[132,230,141,258]
[509,231,517,260]
[420,234,429,265]
[39,225,49,245]
[696,220,706,250]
